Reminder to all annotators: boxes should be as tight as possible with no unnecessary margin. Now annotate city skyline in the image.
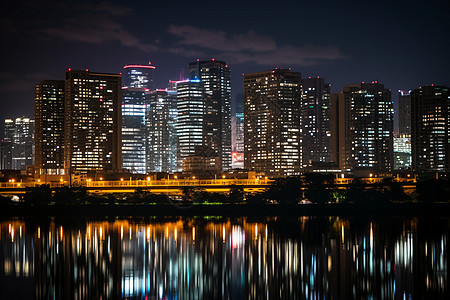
[1,0,449,135]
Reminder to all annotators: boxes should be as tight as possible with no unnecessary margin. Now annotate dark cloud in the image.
[168,25,277,52]
[0,72,52,92]
[43,3,156,52]
[168,25,344,66]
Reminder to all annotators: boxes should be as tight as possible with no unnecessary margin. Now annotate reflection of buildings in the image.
[0,218,447,299]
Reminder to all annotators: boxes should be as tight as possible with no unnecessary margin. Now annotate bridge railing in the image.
[85,178,272,188]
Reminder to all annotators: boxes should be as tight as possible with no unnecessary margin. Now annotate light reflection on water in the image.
[0,217,448,299]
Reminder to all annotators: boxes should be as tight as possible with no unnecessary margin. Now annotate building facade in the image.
[301,77,331,167]
[121,88,146,174]
[146,89,178,173]
[398,90,411,138]
[122,63,155,89]
[411,85,450,172]
[232,96,245,169]
[244,69,302,177]
[34,80,65,175]
[331,82,393,173]
[64,70,122,174]
[121,64,156,174]
[176,79,204,170]
[1,118,34,170]
[188,60,232,171]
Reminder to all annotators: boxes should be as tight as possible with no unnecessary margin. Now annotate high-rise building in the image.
[121,63,156,174]
[234,96,244,154]
[122,63,155,89]
[0,118,34,170]
[64,70,122,174]
[34,80,65,175]
[301,77,331,166]
[393,137,411,170]
[244,69,302,177]
[188,60,232,171]
[330,82,393,173]
[121,87,146,174]
[232,95,245,169]
[398,90,411,138]
[411,85,450,172]
[176,79,204,170]
[146,89,178,173]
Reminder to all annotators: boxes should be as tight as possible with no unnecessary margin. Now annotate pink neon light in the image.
[85,69,89,72]
[172,79,190,84]
[123,65,156,69]
[212,58,215,61]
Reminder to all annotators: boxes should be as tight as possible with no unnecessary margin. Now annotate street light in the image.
[222,175,226,179]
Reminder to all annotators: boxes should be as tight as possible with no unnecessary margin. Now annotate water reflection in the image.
[0,217,448,299]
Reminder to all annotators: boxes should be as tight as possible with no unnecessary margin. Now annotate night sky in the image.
[1,0,449,136]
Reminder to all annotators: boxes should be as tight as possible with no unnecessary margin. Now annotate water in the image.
[0,216,448,299]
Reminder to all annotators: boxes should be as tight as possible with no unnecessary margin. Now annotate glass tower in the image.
[188,60,232,171]
[176,79,204,170]
[121,64,155,174]
[146,89,178,173]
[121,88,146,174]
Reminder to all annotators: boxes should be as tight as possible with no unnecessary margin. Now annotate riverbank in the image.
[2,202,450,217]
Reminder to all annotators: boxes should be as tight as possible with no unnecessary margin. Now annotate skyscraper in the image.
[398,90,411,138]
[34,80,65,175]
[411,85,449,172]
[301,77,331,166]
[146,89,178,173]
[330,82,393,173]
[64,70,122,174]
[188,60,232,171]
[0,118,34,170]
[122,63,155,89]
[234,96,244,154]
[232,95,245,169]
[244,69,302,177]
[176,79,204,170]
[121,63,156,174]
[121,87,146,174]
